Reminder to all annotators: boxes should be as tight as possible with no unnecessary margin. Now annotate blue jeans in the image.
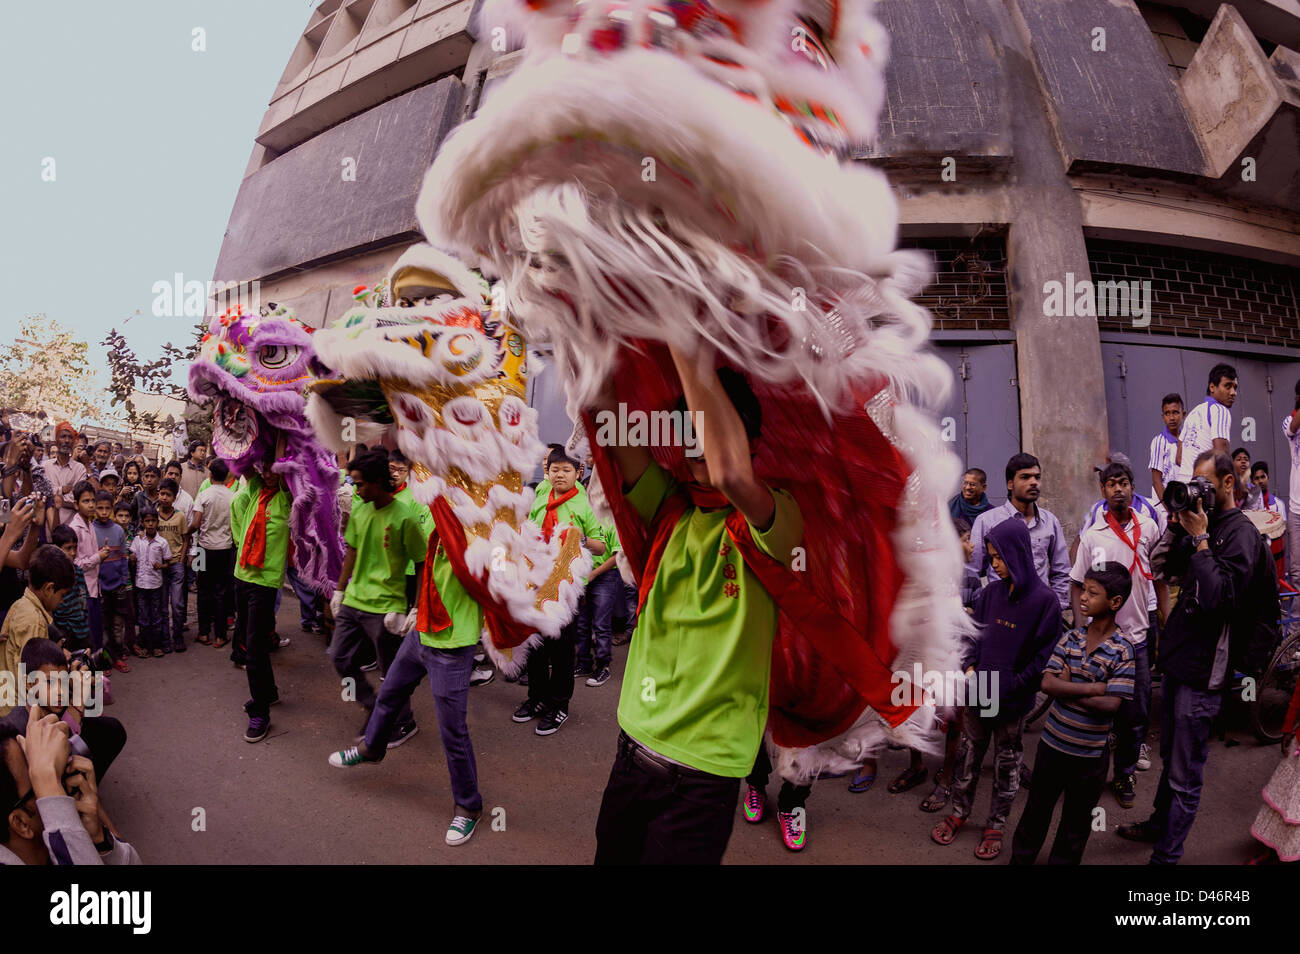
[576,570,620,669]
[1114,636,1151,777]
[364,633,482,813]
[1146,677,1221,864]
[135,587,166,651]
[162,562,186,645]
[286,566,321,628]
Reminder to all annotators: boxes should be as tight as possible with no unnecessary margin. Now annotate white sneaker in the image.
[1136,742,1152,771]
[470,667,494,687]
[445,814,478,846]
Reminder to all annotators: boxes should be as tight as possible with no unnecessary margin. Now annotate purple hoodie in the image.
[966,517,1063,720]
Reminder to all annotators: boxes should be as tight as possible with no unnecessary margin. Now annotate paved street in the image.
[98,592,1283,865]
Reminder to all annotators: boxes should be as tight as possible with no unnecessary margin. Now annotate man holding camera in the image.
[1117,450,1275,863]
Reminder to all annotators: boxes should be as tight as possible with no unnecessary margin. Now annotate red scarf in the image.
[541,486,580,541]
[1104,509,1151,580]
[416,499,536,649]
[635,483,919,729]
[239,486,277,569]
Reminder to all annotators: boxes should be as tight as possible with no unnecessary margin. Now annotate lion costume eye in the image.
[259,344,301,370]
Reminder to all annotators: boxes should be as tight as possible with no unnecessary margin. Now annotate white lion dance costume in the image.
[307,245,592,676]
[419,0,971,781]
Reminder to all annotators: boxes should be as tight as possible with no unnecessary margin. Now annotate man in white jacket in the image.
[0,709,141,865]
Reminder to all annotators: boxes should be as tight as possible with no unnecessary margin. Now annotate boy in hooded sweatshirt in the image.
[932,517,1062,860]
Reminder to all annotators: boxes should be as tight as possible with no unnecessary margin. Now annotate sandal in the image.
[848,769,877,794]
[920,782,952,813]
[931,813,965,846]
[975,827,1003,860]
[131,644,149,659]
[196,634,212,645]
[153,649,164,658]
[212,638,228,650]
[888,765,928,794]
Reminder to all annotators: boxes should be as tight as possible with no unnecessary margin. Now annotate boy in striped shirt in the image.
[1010,562,1135,865]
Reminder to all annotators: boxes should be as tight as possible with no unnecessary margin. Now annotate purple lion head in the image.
[188,304,343,594]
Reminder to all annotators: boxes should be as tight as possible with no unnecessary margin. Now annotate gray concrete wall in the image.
[214,76,464,284]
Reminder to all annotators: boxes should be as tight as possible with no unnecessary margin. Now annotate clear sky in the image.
[0,1,315,421]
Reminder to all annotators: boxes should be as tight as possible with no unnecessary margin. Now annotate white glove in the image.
[330,589,344,617]
[384,608,416,635]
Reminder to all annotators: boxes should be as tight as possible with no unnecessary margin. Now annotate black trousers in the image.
[1010,739,1108,865]
[79,715,126,784]
[99,586,134,658]
[197,547,235,642]
[235,579,279,718]
[594,732,740,865]
[526,619,576,712]
[748,745,810,812]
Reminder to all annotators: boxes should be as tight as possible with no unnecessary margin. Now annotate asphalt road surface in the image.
[98,592,1284,865]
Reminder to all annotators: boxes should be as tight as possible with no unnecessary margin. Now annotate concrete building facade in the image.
[213,0,1300,534]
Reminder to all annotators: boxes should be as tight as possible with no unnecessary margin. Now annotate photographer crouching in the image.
[1117,450,1278,863]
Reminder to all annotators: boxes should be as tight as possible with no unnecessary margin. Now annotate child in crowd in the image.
[520,447,607,736]
[901,518,982,812]
[1010,562,1135,865]
[65,481,107,651]
[932,518,1061,860]
[155,478,189,653]
[112,504,140,658]
[129,508,171,658]
[0,545,74,718]
[50,525,93,650]
[190,458,237,649]
[231,466,291,742]
[93,492,131,673]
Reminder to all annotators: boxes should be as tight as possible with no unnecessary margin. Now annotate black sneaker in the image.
[512,699,546,723]
[1116,821,1160,843]
[574,660,594,677]
[1113,773,1136,809]
[244,716,271,743]
[387,722,420,749]
[535,708,568,736]
[586,667,612,688]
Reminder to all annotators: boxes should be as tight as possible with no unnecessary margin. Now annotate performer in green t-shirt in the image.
[513,447,607,736]
[592,352,802,865]
[328,449,429,747]
[231,465,291,743]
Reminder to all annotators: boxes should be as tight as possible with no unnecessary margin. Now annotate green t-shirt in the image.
[395,485,434,576]
[344,495,429,614]
[419,546,485,649]
[616,463,802,778]
[592,518,621,571]
[231,473,291,590]
[529,484,604,581]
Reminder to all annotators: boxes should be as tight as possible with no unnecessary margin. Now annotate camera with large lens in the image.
[1162,475,1217,515]
[69,647,113,673]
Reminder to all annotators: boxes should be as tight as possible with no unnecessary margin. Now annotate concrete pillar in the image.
[1000,2,1110,542]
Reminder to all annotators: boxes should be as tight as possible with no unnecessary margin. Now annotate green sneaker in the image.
[329,745,373,768]
[446,814,479,846]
